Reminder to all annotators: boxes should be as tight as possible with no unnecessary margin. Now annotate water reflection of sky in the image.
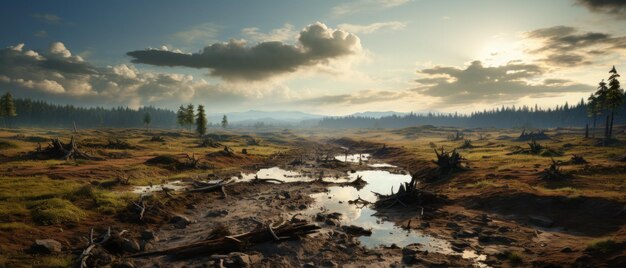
[306,170,449,251]
[335,153,370,163]
[132,180,187,194]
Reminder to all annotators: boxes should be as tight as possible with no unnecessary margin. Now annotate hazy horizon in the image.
[1,0,625,115]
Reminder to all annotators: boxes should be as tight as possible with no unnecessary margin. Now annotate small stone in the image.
[229,252,251,267]
[322,260,338,267]
[298,204,308,210]
[342,225,372,236]
[121,239,141,253]
[561,247,574,253]
[30,239,63,254]
[402,244,423,256]
[140,229,158,241]
[170,213,193,228]
[303,262,316,268]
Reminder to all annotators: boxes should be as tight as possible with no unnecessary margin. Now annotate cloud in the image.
[525,25,626,67]
[32,13,61,24]
[575,0,626,19]
[127,22,361,81]
[34,30,48,38]
[414,60,592,104]
[172,23,220,44]
[294,89,411,106]
[0,42,301,110]
[241,24,296,42]
[331,0,410,15]
[338,21,406,34]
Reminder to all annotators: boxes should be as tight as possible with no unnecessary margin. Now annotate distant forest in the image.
[3,97,625,129]
[9,99,177,128]
[319,100,626,129]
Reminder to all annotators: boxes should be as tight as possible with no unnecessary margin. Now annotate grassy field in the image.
[0,125,624,267]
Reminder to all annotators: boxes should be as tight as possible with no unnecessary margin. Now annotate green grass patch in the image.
[0,222,34,231]
[30,198,86,225]
[68,185,133,214]
[587,239,622,254]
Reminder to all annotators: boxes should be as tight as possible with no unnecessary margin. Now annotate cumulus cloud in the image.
[332,0,410,15]
[338,21,406,34]
[575,0,626,19]
[127,22,361,81]
[414,60,592,104]
[32,13,62,24]
[241,24,296,42]
[0,42,276,108]
[525,25,626,67]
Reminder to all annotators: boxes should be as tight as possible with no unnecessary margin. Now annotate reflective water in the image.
[306,169,488,267]
[335,153,370,163]
[132,180,188,194]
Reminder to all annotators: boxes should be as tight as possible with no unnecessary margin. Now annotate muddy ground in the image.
[0,127,625,267]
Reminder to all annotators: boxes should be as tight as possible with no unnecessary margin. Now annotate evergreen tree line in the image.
[320,66,625,130]
[5,98,177,128]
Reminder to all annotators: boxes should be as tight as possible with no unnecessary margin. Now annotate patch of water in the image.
[306,169,488,267]
[239,167,325,183]
[367,163,397,168]
[132,180,188,194]
[335,153,370,163]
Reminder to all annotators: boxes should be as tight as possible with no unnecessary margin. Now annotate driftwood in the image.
[251,175,285,184]
[433,147,467,178]
[31,136,102,160]
[517,129,549,141]
[373,172,443,209]
[129,220,320,258]
[541,158,571,180]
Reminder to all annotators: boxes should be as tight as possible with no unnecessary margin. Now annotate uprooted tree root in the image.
[431,147,468,180]
[541,158,572,180]
[27,136,103,160]
[129,219,320,259]
[516,129,550,141]
[373,173,447,209]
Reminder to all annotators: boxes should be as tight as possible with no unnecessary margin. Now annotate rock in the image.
[454,230,477,238]
[206,209,229,217]
[298,204,308,210]
[529,215,553,228]
[248,253,263,264]
[451,241,469,249]
[325,218,341,226]
[140,229,158,241]
[322,260,338,267]
[315,213,326,222]
[141,241,155,251]
[561,247,574,253]
[497,226,511,233]
[229,252,251,267]
[170,213,193,228]
[342,225,372,236]
[478,235,515,245]
[420,222,430,228]
[30,239,62,254]
[446,222,461,229]
[121,239,141,253]
[402,243,423,256]
[303,262,316,268]
[327,212,342,220]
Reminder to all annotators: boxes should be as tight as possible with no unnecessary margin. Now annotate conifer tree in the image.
[196,105,207,136]
[221,115,228,129]
[143,112,152,132]
[185,104,195,131]
[0,92,17,128]
[606,66,624,139]
[176,105,186,130]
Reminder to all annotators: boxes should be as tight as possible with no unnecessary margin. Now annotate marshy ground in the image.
[0,125,625,267]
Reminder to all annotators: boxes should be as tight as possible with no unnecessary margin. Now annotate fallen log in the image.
[187,182,230,193]
[129,220,320,258]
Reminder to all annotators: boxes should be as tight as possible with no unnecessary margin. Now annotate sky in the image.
[0,0,625,115]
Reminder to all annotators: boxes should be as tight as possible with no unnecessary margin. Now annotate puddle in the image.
[306,169,488,267]
[367,163,397,168]
[132,180,188,194]
[335,153,370,163]
[239,167,319,183]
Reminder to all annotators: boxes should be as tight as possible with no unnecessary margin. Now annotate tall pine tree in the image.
[606,66,624,139]
[0,92,17,128]
[196,105,207,136]
[185,104,195,131]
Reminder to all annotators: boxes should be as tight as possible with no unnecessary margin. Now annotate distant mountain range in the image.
[207,110,407,125]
